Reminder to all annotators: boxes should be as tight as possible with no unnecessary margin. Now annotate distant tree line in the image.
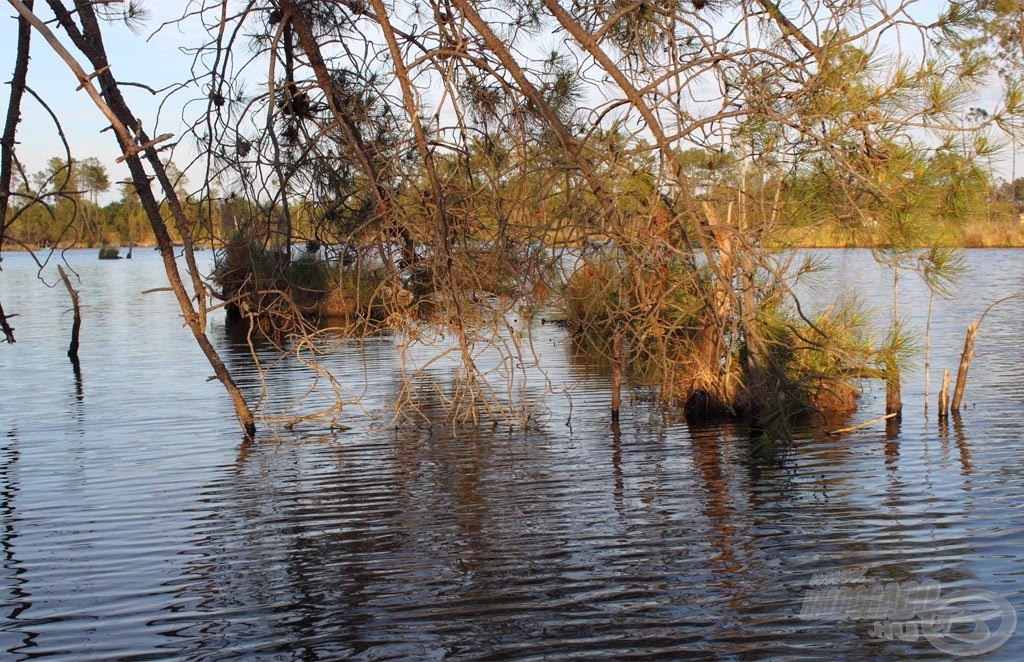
[5,147,1022,251]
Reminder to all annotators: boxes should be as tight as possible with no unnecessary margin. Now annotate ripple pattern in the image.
[0,249,1022,659]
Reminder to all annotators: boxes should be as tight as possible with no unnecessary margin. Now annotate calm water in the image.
[0,248,1022,660]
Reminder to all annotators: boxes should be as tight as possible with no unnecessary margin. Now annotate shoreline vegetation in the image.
[8,208,1024,252]
[775,216,1024,249]
[11,234,1024,254]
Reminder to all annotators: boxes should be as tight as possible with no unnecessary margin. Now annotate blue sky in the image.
[1,3,197,200]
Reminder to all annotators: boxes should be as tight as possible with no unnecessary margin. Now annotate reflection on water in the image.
[0,249,1022,659]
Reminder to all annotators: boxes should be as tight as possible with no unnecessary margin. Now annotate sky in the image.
[1,3,202,202]
[2,1,1022,206]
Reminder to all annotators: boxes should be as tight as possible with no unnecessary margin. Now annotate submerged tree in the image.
[4,0,1021,434]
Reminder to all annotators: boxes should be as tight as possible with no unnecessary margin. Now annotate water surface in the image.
[0,248,1022,659]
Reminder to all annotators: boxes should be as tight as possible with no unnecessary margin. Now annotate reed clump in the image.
[959,220,1024,248]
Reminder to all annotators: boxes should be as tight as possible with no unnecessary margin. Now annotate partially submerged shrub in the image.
[212,236,407,332]
[747,299,875,421]
[212,236,286,321]
[560,250,881,430]
[289,252,336,310]
[562,255,623,346]
[320,266,399,323]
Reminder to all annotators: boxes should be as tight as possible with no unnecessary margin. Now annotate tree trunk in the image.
[885,359,902,421]
[0,0,33,343]
[687,203,736,414]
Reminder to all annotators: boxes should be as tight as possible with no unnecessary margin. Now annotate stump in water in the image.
[0,299,14,344]
[57,265,81,364]
[951,321,978,412]
[938,368,950,418]
[885,357,902,422]
[611,329,622,423]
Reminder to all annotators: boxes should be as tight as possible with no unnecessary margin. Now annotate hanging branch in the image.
[450,0,613,210]
[281,1,397,234]
[8,1,131,146]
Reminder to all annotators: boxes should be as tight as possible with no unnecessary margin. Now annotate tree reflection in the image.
[0,429,36,657]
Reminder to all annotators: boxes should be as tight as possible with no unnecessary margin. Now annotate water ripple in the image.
[0,249,1022,659]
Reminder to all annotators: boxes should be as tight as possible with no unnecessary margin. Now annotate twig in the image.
[74,64,110,90]
[826,412,898,436]
[116,133,174,163]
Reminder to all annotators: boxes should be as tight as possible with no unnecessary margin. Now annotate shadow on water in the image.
[69,361,84,431]
[164,402,580,658]
[71,362,83,404]
[885,416,901,469]
[950,411,974,477]
[157,398,961,658]
[179,274,1015,657]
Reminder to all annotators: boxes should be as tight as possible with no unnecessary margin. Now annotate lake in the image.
[0,247,1022,659]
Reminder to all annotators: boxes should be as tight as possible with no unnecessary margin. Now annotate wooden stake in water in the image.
[952,322,978,412]
[611,329,622,423]
[939,368,950,418]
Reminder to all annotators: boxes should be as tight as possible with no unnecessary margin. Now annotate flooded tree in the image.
[4,0,256,435]
[3,0,1021,435]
